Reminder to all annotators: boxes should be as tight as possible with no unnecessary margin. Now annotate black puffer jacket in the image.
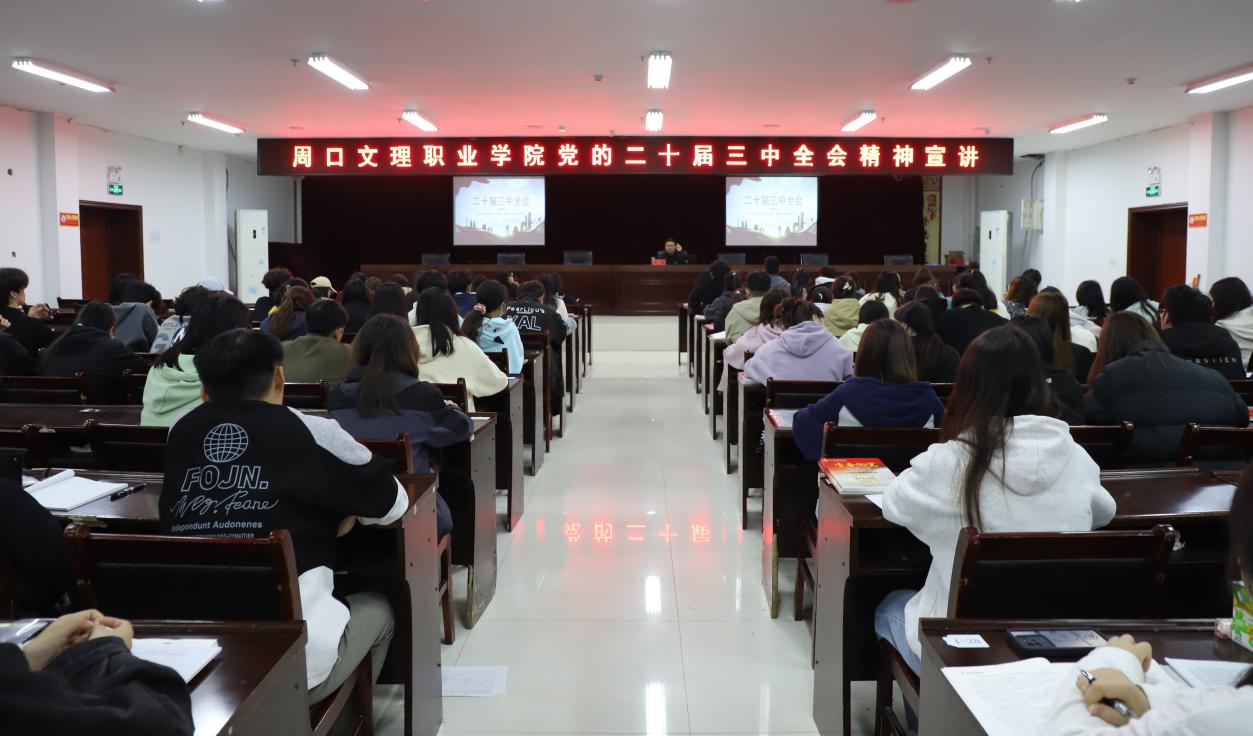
[1083,341,1249,464]
[1161,322,1246,379]
[43,325,151,404]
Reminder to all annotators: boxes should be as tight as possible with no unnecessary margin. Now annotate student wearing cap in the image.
[310,276,337,299]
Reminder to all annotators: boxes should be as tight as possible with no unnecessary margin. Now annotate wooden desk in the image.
[706,336,727,438]
[678,303,690,365]
[476,377,525,531]
[812,468,1241,736]
[693,316,707,387]
[563,327,577,413]
[724,364,741,474]
[581,303,592,368]
[520,349,547,471]
[761,408,807,618]
[917,619,1253,736]
[569,312,583,396]
[443,415,499,627]
[737,376,766,530]
[53,474,445,736]
[701,323,717,411]
[134,621,310,736]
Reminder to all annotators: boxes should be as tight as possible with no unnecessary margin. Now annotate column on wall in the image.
[1185,112,1229,288]
[34,112,81,302]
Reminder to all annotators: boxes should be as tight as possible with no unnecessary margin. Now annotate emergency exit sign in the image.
[1145,184,1161,197]
[108,182,123,196]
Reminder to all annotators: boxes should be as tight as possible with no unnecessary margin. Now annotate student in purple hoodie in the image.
[792,319,945,462]
[743,298,853,385]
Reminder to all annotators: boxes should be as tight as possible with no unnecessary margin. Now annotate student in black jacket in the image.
[0,267,55,355]
[43,301,151,404]
[1083,311,1248,463]
[703,272,744,331]
[656,239,692,264]
[687,259,732,313]
[249,267,292,323]
[504,280,567,414]
[1159,284,1246,379]
[0,325,38,376]
[340,278,372,333]
[1011,315,1083,424]
[0,609,193,736]
[0,449,74,616]
[936,288,1008,356]
[896,302,960,383]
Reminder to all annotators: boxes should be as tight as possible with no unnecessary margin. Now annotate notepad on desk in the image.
[1165,657,1251,688]
[132,638,222,683]
[819,458,896,496]
[25,470,128,511]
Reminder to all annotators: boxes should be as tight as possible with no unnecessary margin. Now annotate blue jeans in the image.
[875,589,921,732]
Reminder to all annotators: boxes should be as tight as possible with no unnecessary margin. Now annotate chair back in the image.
[358,433,414,474]
[0,374,88,404]
[84,421,169,472]
[1176,422,1253,467]
[799,253,829,266]
[930,382,955,400]
[563,250,593,265]
[947,524,1177,620]
[421,253,451,265]
[282,380,329,409]
[432,379,469,411]
[57,298,87,310]
[719,253,747,265]
[64,523,302,621]
[486,349,510,373]
[496,253,526,265]
[820,424,942,474]
[52,309,78,325]
[764,378,840,409]
[122,369,148,404]
[1069,422,1135,470]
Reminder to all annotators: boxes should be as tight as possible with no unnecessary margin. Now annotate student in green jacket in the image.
[282,299,352,384]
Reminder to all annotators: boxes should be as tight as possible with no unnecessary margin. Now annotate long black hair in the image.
[1211,277,1253,321]
[414,286,461,357]
[350,314,420,418]
[1109,276,1148,313]
[941,325,1052,529]
[1075,280,1110,324]
[159,294,250,370]
[462,280,508,343]
[873,271,904,304]
[895,302,944,379]
[369,283,409,319]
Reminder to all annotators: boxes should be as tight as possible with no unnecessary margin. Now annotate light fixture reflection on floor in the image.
[644,575,662,615]
[645,682,667,735]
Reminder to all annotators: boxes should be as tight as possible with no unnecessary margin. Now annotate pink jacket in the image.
[724,322,784,370]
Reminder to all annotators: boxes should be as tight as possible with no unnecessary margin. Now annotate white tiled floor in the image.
[376,350,878,735]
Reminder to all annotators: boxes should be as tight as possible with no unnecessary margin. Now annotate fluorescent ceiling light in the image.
[186,113,244,135]
[647,52,672,90]
[307,54,369,91]
[1048,113,1108,135]
[841,110,877,132]
[11,58,113,93]
[911,55,972,91]
[645,110,663,132]
[1186,64,1253,94]
[402,109,437,132]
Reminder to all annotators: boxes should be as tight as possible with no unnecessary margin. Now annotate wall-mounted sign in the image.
[1145,184,1161,197]
[107,183,123,196]
[1188,212,1208,228]
[107,165,122,196]
[257,136,1014,177]
[59,212,79,227]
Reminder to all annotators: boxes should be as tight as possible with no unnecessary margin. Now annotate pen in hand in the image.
[1078,668,1133,720]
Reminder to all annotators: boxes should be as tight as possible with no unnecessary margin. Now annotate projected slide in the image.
[725,176,818,246]
[454,177,546,246]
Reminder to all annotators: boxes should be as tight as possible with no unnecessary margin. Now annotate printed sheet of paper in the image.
[941,658,1071,736]
[132,638,221,683]
[443,665,508,697]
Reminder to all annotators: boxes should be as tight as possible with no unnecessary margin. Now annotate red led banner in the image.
[256,136,1013,176]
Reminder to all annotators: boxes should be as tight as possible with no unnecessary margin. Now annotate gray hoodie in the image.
[112,302,158,352]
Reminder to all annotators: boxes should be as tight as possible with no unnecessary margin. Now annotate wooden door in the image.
[79,201,143,300]
[1127,204,1187,300]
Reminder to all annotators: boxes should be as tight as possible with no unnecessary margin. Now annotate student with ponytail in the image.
[462,280,523,375]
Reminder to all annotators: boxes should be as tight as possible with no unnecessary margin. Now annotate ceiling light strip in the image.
[1048,113,1108,135]
[645,110,663,132]
[841,110,877,133]
[1186,64,1253,94]
[307,54,369,91]
[402,110,438,132]
[910,55,973,91]
[647,53,672,90]
[11,58,114,93]
[187,113,244,134]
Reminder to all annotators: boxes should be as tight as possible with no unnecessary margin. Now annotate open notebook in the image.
[24,470,128,511]
[132,638,222,683]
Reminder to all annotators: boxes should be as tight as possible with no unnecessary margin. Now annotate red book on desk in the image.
[819,458,895,496]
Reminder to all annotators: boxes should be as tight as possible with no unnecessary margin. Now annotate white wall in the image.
[940,175,976,261]
[1224,107,1253,281]
[0,106,45,299]
[226,154,296,244]
[976,160,1042,277]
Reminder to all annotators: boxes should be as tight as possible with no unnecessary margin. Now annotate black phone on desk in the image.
[1008,629,1107,657]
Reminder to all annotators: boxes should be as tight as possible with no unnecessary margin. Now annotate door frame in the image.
[79,199,144,285]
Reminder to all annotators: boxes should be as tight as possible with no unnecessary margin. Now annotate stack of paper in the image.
[132,638,222,683]
[769,409,797,427]
[25,470,127,511]
[942,658,1072,736]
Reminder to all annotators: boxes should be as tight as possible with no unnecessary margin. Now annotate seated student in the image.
[1110,275,1160,329]
[42,301,150,404]
[823,276,862,338]
[723,289,788,372]
[0,267,55,354]
[309,275,337,299]
[0,319,38,376]
[792,319,944,461]
[1029,291,1095,378]
[141,293,250,426]
[150,285,209,354]
[1011,315,1084,424]
[1084,311,1249,464]
[282,298,352,384]
[904,268,937,302]
[340,279,372,333]
[0,448,74,616]
[447,270,477,317]
[462,280,524,375]
[162,328,407,704]
[328,314,474,539]
[0,608,193,735]
[1213,276,1253,370]
[368,282,409,320]
[912,284,949,325]
[702,272,744,331]
[725,271,773,343]
[860,270,905,314]
[537,273,577,334]
[688,260,731,314]
[412,287,508,410]
[839,299,890,353]
[896,302,960,383]
[389,273,412,294]
[937,286,1009,355]
[504,280,567,413]
[808,285,833,313]
[952,269,1007,316]
[261,285,313,341]
[790,268,811,299]
[250,267,292,322]
[1072,278,1110,330]
[656,238,691,265]
[112,280,162,352]
[764,256,789,290]
[879,325,1116,675]
[1044,469,1253,735]
[412,269,448,295]
[1003,274,1038,319]
[1159,284,1245,379]
[745,298,853,384]
[493,270,519,300]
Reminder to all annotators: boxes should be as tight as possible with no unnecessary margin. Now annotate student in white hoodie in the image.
[1212,276,1253,371]
[411,287,507,411]
[878,325,1116,677]
[1042,465,1253,735]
